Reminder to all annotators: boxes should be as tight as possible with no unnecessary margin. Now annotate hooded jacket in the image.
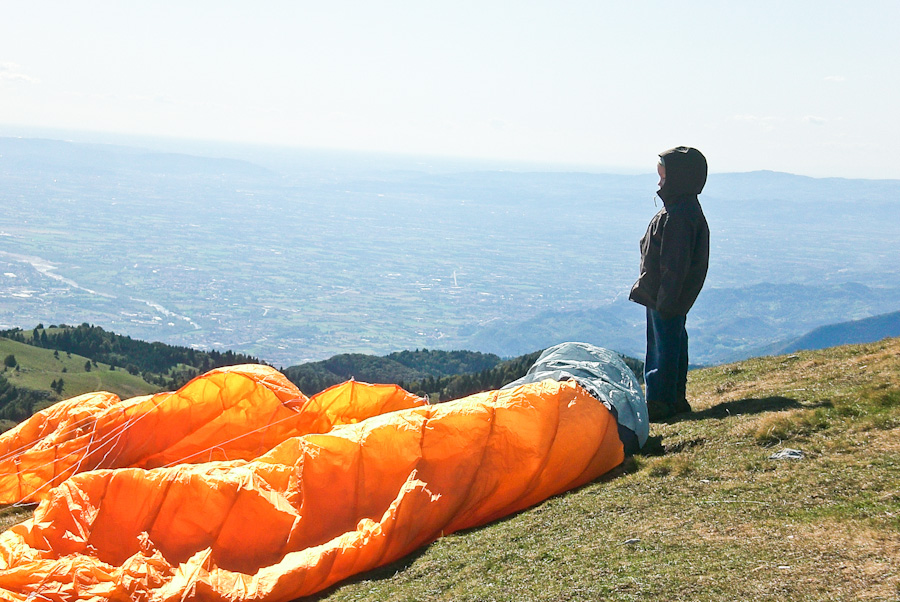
[629,146,709,318]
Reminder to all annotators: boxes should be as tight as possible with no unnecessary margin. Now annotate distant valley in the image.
[1,136,898,366]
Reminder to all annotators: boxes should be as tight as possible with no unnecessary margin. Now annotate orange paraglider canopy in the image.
[0,352,638,601]
[0,366,426,505]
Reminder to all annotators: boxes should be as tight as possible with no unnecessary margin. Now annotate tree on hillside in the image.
[0,374,16,406]
[3,355,16,369]
[84,361,92,372]
[1,328,25,343]
[0,373,41,422]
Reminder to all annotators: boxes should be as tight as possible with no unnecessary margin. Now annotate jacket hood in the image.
[658,146,707,203]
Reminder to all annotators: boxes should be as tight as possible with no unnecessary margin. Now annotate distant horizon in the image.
[0,123,651,176]
[3,124,897,182]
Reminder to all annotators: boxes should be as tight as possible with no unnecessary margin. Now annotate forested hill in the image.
[0,324,547,426]
[284,348,645,401]
[283,349,544,401]
[0,323,644,429]
[0,323,262,386]
[0,323,529,398]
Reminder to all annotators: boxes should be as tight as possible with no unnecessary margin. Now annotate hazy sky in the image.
[2,1,898,178]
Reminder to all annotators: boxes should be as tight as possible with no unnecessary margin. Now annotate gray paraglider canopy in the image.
[503,341,648,454]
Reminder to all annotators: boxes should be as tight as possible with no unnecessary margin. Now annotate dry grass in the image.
[316,338,900,601]
[1,338,898,601]
[0,505,34,533]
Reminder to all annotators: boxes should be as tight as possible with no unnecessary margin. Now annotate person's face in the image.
[657,163,666,188]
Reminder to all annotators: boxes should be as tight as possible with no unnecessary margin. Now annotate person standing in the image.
[629,147,709,421]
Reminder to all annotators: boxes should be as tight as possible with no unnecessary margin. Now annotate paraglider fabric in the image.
[502,341,649,453]
[0,365,426,505]
[0,363,625,601]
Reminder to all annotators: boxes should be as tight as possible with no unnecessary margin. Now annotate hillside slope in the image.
[310,338,900,601]
[776,309,900,355]
[1,339,897,600]
[0,337,159,427]
[0,323,265,426]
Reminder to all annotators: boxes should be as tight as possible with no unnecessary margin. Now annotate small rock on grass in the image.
[769,448,805,460]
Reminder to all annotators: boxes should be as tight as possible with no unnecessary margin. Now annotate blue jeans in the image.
[644,307,688,410]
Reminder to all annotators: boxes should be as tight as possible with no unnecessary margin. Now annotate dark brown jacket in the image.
[629,147,709,318]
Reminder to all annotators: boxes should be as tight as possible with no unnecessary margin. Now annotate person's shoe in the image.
[646,399,676,422]
[675,398,693,414]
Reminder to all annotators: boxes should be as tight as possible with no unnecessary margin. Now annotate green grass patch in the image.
[752,408,832,445]
[0,337,159,406]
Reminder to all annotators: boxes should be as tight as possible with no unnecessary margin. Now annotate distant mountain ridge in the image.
[704,169,900,203]
[771,309,900,355]
[457,283,900,366]
[0,137,273,178]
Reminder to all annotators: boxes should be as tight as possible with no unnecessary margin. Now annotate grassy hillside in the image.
[0,337,159,427]
[310,338,900,601]
[1,323,262,388]
[0,323,269,429]
[1,338,897,600]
